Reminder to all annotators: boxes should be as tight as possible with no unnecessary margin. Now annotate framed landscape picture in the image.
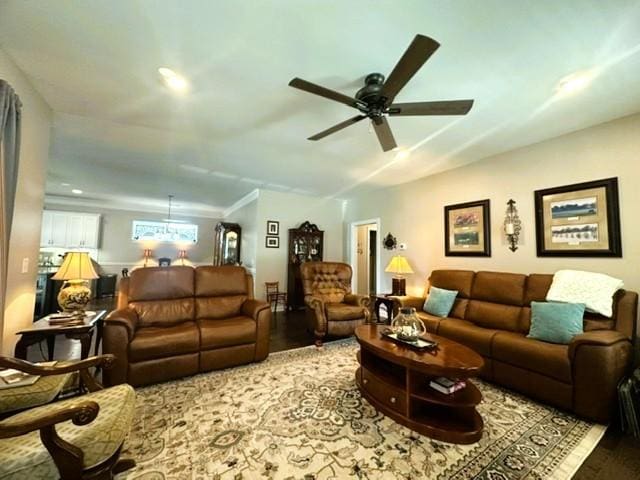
[534,177,621,257]
[444,199,491,256]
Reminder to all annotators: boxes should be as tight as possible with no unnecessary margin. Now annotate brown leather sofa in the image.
[103,265,271,387]
[301,261,371,346]
[393,270,638,423]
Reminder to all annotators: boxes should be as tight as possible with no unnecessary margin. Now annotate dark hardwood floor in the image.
[24,298,640,479]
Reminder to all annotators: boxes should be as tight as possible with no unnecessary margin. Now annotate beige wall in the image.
[344,113,640,296]
[248,189,344,301]
[42,203,219,274]
[1,48,52,354]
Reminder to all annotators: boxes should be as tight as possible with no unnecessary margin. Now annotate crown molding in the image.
[44,195,224,219]
[223,189,259,218]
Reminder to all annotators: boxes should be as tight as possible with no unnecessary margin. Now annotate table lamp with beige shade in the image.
[51,252,99,311]
[385,255,414,296]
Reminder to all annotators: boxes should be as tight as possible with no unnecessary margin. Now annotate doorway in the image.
[350,219,381,295]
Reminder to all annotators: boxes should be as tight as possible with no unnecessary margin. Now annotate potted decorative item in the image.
[391,307,426,342]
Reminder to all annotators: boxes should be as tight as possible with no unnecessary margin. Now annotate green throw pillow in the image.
[423,286,458,317]
[528,301,585,344]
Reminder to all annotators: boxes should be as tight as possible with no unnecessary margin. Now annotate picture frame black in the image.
[444,199,491,257]
[265,236,279,248]
[534,177,621,257]
[266,220,279,236]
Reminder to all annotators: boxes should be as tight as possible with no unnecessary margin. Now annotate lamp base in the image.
[57,280,92,312]
[391,277,406,296]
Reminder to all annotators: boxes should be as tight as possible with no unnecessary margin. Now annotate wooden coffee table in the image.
[354,324,484,444]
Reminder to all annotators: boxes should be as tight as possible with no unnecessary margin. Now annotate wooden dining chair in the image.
[265,282,287,314]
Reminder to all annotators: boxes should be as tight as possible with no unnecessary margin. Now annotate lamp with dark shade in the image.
[385,255,414,296]
[51,252,99,311]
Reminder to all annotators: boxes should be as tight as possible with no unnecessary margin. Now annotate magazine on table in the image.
[0,361,58,389]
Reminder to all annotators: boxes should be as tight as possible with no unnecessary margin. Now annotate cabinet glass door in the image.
[224,231,239,264]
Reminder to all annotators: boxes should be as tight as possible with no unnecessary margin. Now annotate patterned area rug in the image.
[118,340,605,479]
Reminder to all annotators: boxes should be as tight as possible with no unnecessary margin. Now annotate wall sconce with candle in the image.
[177,249,188,266]
[503,199,522,252]
[143,248,152,267]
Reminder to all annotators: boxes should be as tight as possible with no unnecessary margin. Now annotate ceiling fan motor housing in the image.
[356,73,387,110]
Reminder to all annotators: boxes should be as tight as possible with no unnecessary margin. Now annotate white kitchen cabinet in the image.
[40,211,101,248]
[41,211,70,247]
[66,214,85,247]
[80,215,100,248]
[40,211,53,246]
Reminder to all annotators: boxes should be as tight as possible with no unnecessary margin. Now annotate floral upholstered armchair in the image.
[301,261,371,346]
[0,355,136,480]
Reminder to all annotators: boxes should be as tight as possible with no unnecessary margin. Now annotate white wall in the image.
[1,48,52,354]
[42,203,220,274]
[344,113,640,296]
[233,189,344,301]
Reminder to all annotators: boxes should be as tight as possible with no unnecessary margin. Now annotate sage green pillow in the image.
[423,286,458,317]
[528,301,585,344]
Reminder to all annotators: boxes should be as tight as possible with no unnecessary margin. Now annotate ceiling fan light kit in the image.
[289,34,474,152]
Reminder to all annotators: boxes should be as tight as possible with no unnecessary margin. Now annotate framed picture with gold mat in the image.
[444,199,491,257]
[534,177,621,257]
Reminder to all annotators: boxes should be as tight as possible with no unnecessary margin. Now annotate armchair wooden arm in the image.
[0,355,115,393]
[0,399,99,438]
[0,399,100,479]
[0,355,116,376]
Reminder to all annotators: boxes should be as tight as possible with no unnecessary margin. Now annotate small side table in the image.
[15,310,107,361]
[373,294,397,324]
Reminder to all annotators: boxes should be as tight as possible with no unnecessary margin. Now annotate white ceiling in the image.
[1,0,639,217]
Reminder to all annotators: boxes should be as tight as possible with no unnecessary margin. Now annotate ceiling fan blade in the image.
[372,116,397,152]
[380,34,440,105]
[289,77,359,108]
[388,99,474,116]
[308,115,367,140]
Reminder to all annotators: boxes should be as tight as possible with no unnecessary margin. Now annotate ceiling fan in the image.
[288,34,474,152]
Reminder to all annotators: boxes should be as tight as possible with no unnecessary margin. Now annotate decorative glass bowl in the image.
[391,307,426,342]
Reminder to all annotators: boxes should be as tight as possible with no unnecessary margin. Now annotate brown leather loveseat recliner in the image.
[301,261,371,346]
[103,265,271,387]
[393,270,638,423]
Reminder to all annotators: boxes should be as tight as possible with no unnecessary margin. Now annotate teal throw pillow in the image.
[423,286,458,317]
[528,301,585,344]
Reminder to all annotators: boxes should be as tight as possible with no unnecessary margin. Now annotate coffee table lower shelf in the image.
[355,366,483,445]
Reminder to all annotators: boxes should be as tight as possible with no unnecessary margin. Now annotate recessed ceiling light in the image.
[71,189,83,195]
[556,71,595,96]
[61,182,70,186]
[158,67,189,93]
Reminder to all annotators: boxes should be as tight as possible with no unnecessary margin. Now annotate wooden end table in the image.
[15,310,107,361]
[373,294,397,324]
[354,324,484,444]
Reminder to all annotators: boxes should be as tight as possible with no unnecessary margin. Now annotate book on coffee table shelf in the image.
[429,377,466,395]
[0,361,58,390]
